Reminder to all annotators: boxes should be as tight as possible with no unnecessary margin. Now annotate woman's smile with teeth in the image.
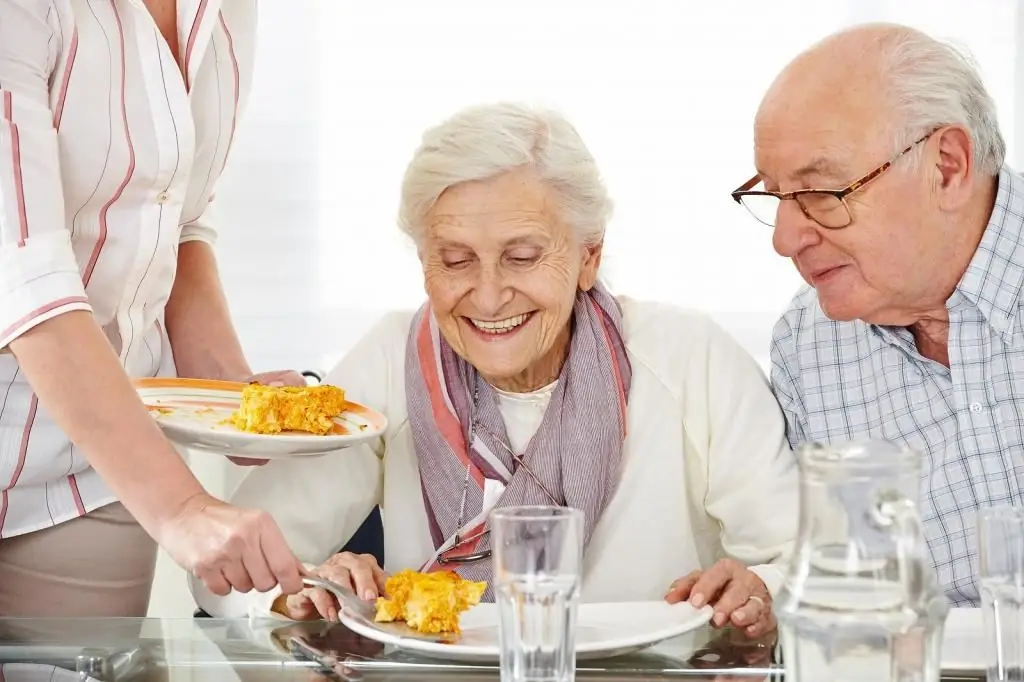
[468,313,532,334]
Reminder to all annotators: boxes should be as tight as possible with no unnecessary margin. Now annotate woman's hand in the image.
[275,553,388,622]
[159,493,305,597]
[228,369,310,466]
[665,558,775,638]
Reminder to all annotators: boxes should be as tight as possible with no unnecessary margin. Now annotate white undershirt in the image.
[480,380,557,509]
[491,380,558,453]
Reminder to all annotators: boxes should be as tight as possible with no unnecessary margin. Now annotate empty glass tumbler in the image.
[492,506,584,682]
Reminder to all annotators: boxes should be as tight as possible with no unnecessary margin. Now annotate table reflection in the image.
[263,619,781,681]
[0,617,981,681]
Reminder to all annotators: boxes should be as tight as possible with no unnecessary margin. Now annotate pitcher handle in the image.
[873,490,927,605]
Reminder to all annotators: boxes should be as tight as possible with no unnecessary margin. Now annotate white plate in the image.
[339,601,713,663]
[134,378,387,458]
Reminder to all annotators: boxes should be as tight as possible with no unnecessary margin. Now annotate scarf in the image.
[404,283,632,593]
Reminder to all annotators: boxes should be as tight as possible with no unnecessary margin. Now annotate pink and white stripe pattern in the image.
[0,0,253,539]
[404,284,632,593]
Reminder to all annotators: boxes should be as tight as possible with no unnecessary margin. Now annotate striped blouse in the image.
[0,0,255,538]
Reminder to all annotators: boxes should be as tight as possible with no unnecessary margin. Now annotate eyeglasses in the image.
[730,131,935,229]
[436,409,562,566]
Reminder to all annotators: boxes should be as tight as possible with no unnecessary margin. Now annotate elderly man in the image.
[732,22,1017,607]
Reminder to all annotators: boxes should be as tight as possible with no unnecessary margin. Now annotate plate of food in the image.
[133,378,387,458]
[338,569,714,663]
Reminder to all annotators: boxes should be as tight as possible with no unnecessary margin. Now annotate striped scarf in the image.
[404,284,632,593]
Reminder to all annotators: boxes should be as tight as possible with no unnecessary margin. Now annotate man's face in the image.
[754,92,943,326]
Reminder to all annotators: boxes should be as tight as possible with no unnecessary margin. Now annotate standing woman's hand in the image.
[244,369,309,388]
[157,492,306,598]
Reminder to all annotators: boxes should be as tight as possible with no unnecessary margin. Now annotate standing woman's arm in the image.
[0,0,303,598]
[165,240,253,382]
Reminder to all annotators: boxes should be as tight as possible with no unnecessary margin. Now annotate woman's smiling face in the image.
[420,167,601,392]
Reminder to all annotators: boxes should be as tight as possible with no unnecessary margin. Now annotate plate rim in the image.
[134,377,254,392]
[338,600,713,659]
[133,377,388,453]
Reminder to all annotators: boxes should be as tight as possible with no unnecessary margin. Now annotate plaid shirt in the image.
[770,166,1024,607]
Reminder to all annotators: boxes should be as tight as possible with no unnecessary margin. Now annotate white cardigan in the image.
[192,297,798,618]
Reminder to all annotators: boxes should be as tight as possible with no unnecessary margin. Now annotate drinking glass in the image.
[491,506,584,682]
[979,505,1024,682]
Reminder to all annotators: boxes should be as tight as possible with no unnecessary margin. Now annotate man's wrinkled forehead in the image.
[754,96,891,187]
[754,118,861,186]
[752,44,892,186]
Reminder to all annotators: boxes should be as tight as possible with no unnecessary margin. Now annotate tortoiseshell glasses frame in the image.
[730,131,934,229]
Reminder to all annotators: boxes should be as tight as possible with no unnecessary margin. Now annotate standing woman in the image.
[0,0,304,616]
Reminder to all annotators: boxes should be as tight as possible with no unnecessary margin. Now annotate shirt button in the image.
[156,192,170,204]
[969,402,983,413]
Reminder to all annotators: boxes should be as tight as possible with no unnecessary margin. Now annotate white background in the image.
[149,0,1024,617]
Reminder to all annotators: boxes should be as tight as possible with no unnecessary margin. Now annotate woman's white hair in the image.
[398,102,613,246]
[877,26,1005,176]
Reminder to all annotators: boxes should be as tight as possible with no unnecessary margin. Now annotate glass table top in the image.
[0,616,983,681]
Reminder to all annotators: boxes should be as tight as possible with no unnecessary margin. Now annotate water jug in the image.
[776,440,949,681]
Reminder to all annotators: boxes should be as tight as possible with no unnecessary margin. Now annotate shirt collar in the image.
[951,166,1024,342]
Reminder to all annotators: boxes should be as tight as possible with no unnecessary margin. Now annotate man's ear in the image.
[931,125,974,212]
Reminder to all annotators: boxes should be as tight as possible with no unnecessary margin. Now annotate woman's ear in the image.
[578,241,603,291]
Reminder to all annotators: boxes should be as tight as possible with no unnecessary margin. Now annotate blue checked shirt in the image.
[770,166,1024,607]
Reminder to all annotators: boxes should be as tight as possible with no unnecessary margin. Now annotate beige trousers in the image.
[0,502,157,617]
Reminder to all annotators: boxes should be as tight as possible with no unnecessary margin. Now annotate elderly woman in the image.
[192,103,797,638]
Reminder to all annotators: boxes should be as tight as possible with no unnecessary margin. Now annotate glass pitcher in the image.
[776,439,949,682]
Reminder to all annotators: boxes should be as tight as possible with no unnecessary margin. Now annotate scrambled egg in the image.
[375,569,487,634]
[230,384,346,436]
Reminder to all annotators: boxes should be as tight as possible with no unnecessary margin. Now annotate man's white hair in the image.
[877,26,1005,176]
[398,102,613,246]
